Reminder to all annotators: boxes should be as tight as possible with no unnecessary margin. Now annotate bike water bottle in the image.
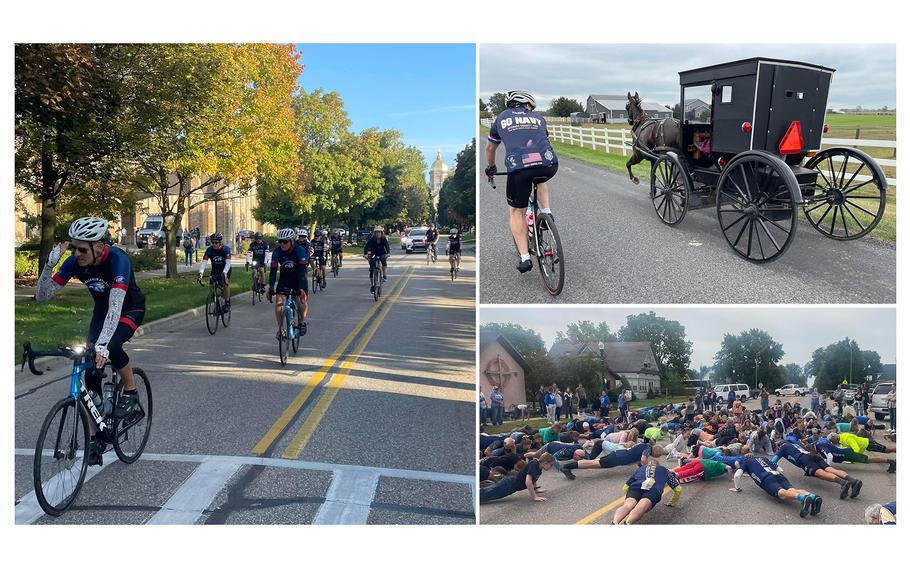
[526,205,534,226]
[101,383,115,417]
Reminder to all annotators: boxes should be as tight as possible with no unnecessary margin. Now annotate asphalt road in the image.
[15,244,476,525]
[479,395,896,525]
[478,149,896,304]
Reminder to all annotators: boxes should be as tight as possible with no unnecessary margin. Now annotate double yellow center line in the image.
[251,266,414,459]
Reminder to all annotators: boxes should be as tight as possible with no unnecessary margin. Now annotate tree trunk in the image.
[38,195,57,274]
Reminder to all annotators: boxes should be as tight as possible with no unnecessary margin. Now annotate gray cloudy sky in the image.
[479,307,895,370]
[480,44,895,111]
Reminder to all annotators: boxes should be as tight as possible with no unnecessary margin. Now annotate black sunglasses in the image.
[278,239,290,244]
[68,244,92,254]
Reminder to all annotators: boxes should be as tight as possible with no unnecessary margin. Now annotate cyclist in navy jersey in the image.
[267,228,310,338]
[484,90,559,273]
[36,217,146,465]
[772,441,862,499]
[312,229,328,282]
[248,232,269,293]
[363,226,390,292]
[197,232,232,311]
[613,461,682,524]
[329,230,344,267]
[731,455,821,518]
[560,442,662,480]
[446,227,462,273]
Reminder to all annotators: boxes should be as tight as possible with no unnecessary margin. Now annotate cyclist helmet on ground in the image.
[506,90,536,110]
[68,217,109,242]
[210,232,223,242]
[277,228,296,240]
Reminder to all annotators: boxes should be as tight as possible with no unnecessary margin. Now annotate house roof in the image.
[548,340,660,375]
[589,95,670,113]
[479,329,531,373]
[685,98,710,111]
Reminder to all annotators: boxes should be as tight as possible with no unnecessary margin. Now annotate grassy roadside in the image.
[482,122,895,243]
[14,273,248,355]
[480,395,688,434]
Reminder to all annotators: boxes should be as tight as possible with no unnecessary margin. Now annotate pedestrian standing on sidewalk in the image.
[191,227,201,262]
[182,234,194,266]
[544,388,557,424]
[490,386,505,426]
[885,384,896,433]
[576,384,588,417]
[554,389,563,421]
[811,388,820,413]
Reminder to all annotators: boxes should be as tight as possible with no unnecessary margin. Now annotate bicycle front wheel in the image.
[33,397,91,516]
[205,290,219,335]
[536,213,565,296]
[290,303,300,354]
[278,326,289,366]
[220,294,231,327]
[113,368,153,464]
[312,273,319,294]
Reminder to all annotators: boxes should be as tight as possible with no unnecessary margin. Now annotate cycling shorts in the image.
[368,255,388,269]
[626,487,662,507]
[276,285,307,303]
[798,453,828,476]
[87,307,145,373]
[313,251,326,265]
[505,163,558,208]
[759,475,792,498]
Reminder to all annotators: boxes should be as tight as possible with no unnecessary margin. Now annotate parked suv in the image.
[775,384,805,397]
[869,382,895,420]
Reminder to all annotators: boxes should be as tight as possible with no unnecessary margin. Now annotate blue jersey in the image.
[203,245,232,274]
[612,443,652,466]
[739,456,785,485]
[269,244,309,291]
[775,442,811,468]
[709,454,744,466]
[312,236,327,254]
[53,245,145,312]
[249,241,268,262]
[626,464,680,492]
[544,441,582,460]
[488,107,557,173]
[814,439,848,463]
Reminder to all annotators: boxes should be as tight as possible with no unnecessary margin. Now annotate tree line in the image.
[480,94,584,118]
[15,44,445,278]
[481,316,885,401]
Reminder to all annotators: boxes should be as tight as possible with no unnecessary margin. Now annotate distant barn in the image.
[586,94,672,123]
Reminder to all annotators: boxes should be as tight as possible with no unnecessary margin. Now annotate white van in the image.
[714,383,750,403]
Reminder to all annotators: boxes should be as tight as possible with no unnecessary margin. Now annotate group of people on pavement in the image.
[479,387,896,524]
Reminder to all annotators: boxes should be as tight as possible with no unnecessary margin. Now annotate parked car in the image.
[403,228,430,253]
[136,215,166,248]
[714,383,750,403]
[869,382,895,420]
[775,384,805,397]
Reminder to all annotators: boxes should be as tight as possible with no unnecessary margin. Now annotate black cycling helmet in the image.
[255,232,263,239]
[211,232,223,242]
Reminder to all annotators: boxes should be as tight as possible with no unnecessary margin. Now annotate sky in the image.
[479,307,896,370]
[295,44,476,176]
[480,44,896,111]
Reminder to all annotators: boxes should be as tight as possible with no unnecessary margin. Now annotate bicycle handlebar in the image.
[21,342,89,375]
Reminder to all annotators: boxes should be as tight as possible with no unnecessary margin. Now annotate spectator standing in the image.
[810,388,820,413]
[538,386,546,418]
[490,386,505,426]
[544,389,557,424]
[695,389,704,414]
[727,388,735,410]
[599,390,611,419]
[182,233,194,266]
[618,389,629,423]
[885,384,896,432]
[834,385,845,415]
[760,387,769,414]
[479,390,488,426]
[576,384,587,417]
[554,389,563,421]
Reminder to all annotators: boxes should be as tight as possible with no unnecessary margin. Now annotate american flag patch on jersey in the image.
[521,152,542,165]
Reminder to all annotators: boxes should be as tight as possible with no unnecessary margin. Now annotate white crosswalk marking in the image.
[313,469,380,525]
[146,459,240,524]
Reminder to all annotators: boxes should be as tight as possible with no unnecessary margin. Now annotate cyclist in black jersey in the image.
[446,227,462,273]
[484,90,559,273]
[197,232,232,311]
[363,226,390,292]
[426,224,440,260]
[35,217,146,465]
[329,230,344,267]
[312,229,328,282]
[248,232,269,293]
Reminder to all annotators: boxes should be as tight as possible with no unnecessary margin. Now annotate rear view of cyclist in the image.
[446,227,462,274]
[484,90,559,273]
[363,225,390,293]
[330,229,344,268]
[248,232,268,293]
[35,216,146,466]
[267,228,310,338]
[198,232,232,312]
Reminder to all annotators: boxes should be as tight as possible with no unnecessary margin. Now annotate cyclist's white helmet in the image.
[373,226,384,233]
[506,90,536,110]
[68,217,109,242]
[321,229,328,236]
[297,228,308,237]
[277,228,296,240]
[450,227,458,235]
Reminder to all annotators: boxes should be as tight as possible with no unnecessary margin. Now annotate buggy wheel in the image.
[33,398,91,516]
[716,152,800,263]
[650,153,691,226]
[205,290,219,335]
[112,368,152,464]
[536,213,565,296]
[803,147,887,240]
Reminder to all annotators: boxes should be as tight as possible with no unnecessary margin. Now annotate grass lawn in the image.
[14,273,249,355]
[483,120,896,243]
[480,395,689,434]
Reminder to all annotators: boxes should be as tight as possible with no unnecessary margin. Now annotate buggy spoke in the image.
[844,199,878,218]
[814,204,834,225]
[757,214,792,234]
[840,205,850,237]
[842,179,877,195]
[841,161,866,189]
[719,189,748,208]
[732,214,750,248]
[721,212,748,232]
[745,219,754,258]
[842,202,867,233]
[804,199,829,214]
[830,204,838,235]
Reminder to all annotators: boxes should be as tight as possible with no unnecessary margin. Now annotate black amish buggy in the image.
[630,58,887,263]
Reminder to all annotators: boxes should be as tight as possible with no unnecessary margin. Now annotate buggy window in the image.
[720,85,733,103]
[683,86,712,124]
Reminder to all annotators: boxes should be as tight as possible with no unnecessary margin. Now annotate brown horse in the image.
[624,92,680,184]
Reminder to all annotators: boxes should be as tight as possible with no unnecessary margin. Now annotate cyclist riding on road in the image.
[312,229,328,282]
[363,225,390,293]
[197,232,232,312]
[330,229,344,268]
[484,90,559,273]
[248,232,269,293]
[426,224,440,260]
[35,216,146,466]
[267,228,310,338]
[446,227,462,274]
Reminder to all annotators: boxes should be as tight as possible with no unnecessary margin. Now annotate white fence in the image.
[480,119,897,187]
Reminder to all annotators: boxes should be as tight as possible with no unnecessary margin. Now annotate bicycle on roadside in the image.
[200,274,231,334]
[270,290,301,366]
[21,342,152,516]
[488,173,565,296]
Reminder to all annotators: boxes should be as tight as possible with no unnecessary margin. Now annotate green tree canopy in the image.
[781,362,808,388]
[805,338,882,391]
[618,312,692,379]
[547,97,584,117]
[713,329,785,390]
[437,139,475,228]
[554,320,616,344]
[488,92,507,115]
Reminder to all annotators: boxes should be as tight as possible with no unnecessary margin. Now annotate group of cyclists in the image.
[479,393,896,524]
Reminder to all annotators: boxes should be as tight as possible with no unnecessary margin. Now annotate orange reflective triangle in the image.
[778,120,804,154]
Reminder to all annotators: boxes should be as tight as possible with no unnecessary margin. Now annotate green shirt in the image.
[539,428,560,444]
[699,446,722,459]
[644,427,664,441]
[835,422,852,432]
[698,459,728,478]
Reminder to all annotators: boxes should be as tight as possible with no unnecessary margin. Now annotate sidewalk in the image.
[15,260,199,300]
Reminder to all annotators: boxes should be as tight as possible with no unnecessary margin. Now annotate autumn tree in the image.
[437,139,476,228]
